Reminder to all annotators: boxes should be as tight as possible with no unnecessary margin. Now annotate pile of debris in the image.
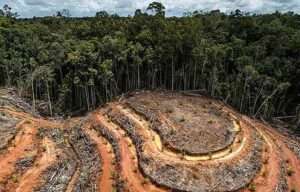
[35,128,77,192]
[68,125,101,191]
[0,88,36,115]
[0,113,19,151]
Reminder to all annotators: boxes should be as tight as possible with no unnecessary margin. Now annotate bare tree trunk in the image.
[46,81,53,116]
[201,56,207,75]
[252,82,265,115]
[296,106,300,129]
[137,64,140,89]
[31,76,36,113]
[126,63,130,91]
[255,88,279,117]
[193,60,197,90]
[240,78,248,112]
[85,86,90,111]
[105,82,108,102]
[171,56,174,91]
[5,66,11,87]
[91,86,96,109]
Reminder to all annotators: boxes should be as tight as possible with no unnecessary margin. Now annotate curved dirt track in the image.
[0,90,300,192]
[84,127,115,192]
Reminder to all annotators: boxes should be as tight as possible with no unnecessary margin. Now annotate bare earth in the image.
[0,90,299,192]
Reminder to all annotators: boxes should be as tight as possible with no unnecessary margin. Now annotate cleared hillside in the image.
[0,89,299,192]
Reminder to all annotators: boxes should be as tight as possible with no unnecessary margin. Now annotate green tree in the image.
[1,5,18,18]
[147,2,166,17]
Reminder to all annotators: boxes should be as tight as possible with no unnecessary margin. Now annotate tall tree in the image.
[147,2,166,17]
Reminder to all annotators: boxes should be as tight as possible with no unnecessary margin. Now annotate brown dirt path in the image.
[240,119,281,192]
[14,138,58,192]
[258,122,300,192]
[96,114,168,192]
[85,127,115,192]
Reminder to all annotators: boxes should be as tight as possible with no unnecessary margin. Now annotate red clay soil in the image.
[239,116,300,192]
[84,127,115,192]
[213,106,285,192]
[0,121,37,185]
[14,138,58,192]
[108,103,259,191]
[0,107,64,192]
[252,135,281,192]
[1,91,300,192]
[258,121,300,192]
[240,126,281,192]
[95,114,168,192]
[281,143,300,191]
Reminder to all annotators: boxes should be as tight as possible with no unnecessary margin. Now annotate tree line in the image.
[0,3,299,129]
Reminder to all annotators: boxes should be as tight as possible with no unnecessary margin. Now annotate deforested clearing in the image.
[0,90,300,192]
[0,2,300,191]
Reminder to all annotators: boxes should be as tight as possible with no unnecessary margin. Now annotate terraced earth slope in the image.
[0,89,300,192]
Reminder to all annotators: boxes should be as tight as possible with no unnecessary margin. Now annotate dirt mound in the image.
[0,90,300,192]
[125,91,237,155]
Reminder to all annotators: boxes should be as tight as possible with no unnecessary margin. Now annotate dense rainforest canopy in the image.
[0,3,299,129]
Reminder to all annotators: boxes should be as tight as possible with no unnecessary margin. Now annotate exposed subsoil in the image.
[84,126,115,192]
[0,89,299,192]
